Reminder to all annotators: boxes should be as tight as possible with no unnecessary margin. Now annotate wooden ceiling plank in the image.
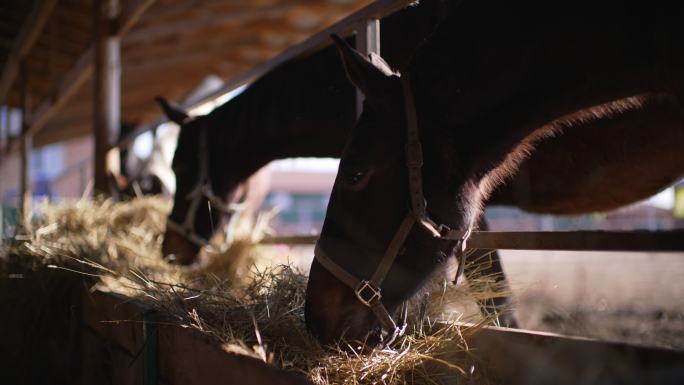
[124,4,291,45]
[138,0,411,123]
[15,0,394,149]
[0,0,58,105]
[120,0,158,36]
[30,50,93,136]
[114,0,392,146]
[3,0,156,158]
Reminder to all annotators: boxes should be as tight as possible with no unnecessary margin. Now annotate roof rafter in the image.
[4,0,156,158]
[117,0,414,147]
[0,0,58,106]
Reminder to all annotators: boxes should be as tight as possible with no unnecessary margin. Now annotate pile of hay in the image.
[1,197,510,384]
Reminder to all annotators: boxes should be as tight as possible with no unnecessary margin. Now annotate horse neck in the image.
[404,12,561,223]
[206,99,354,183]
[204,54,356,195]
[406,1,672,203]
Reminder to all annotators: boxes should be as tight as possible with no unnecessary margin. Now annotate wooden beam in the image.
[118,0,156,37]
[29,51,93,135]
[19,63,32,227]
[34,122,91,149]
[93,0,121,195]
[0,0,58,106]
[186,0,411,109]
[117,0,415,148]
[123,3,291,45]
[3,0,155,159]
[122,48,244,73]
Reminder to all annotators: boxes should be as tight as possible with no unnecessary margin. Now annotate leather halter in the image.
[166,122,247,251]
[314,74,472,345]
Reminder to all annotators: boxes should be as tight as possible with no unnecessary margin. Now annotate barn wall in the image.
[0,153,20,204]
[50,136,94,198]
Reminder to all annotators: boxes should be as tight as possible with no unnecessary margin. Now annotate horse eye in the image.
[348,171,365,185]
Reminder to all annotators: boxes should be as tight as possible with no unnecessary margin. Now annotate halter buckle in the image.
[355,280,382,307]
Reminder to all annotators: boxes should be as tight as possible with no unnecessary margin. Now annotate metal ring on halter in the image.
[384,302,409,345]
[355,280,382,307]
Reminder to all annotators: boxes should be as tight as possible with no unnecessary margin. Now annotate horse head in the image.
[305,36,478,347]
[155,97,249,265]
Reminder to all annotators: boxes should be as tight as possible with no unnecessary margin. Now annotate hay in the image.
[1,196,510,384]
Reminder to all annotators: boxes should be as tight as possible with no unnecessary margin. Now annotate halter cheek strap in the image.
[166,123,247,251]
[314,215,415,343]
[313,74,472,346]
[402,75,473,246]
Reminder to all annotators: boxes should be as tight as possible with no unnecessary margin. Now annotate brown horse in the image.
[157,2,448,265]
[153,1,523,325]
[489,93,684,214]
[305,0,684,345]
[158,1,684,329]
[155,97,272,264]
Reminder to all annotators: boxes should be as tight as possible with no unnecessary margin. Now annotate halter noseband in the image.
[314,74,472,345]
[166,121,247,251]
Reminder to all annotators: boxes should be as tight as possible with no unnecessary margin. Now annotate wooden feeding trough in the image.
[78,289,684,385]
[78,290,312,385]
[9,273,681,385]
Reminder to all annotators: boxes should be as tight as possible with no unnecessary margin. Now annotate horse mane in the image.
[479,95,651,199]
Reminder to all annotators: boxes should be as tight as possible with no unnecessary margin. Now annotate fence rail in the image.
[261,230,684,252]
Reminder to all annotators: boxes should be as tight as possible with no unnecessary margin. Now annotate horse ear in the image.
[330,34,396,99]
[155,97,190,126]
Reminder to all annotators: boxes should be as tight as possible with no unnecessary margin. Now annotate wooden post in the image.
[0,0,58,108]
[19,62,32,227]
[0,105,7,155]
[355,19,380,117]
[93,0,121,196]
[674,184,684,228]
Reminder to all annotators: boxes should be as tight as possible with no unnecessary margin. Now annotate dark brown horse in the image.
[155,2,525,325]
[159,1,684,330]
[156,47,354,264]
[489,93,684,214]
[157,2,448,265]
[304,0,684,345]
